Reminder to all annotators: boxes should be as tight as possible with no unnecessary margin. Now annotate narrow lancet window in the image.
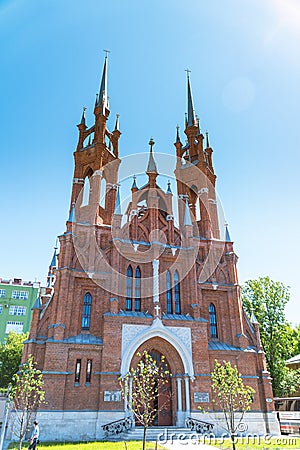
[166,271,173,314]
[174,271,181,314]
[209,303,218,338]
[135,266,141,312]
[86,359,92,383]
[81,292,92,330]
[126,265,133,311]
[75,359,81,383]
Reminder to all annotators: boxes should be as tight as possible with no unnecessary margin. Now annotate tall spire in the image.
[146,138,158,174]
[186,69,196,127]
[98,52,109,109]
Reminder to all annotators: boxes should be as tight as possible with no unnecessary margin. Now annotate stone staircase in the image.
[111,426,200,442]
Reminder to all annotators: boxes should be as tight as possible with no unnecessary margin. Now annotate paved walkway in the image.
[161,438,218,449]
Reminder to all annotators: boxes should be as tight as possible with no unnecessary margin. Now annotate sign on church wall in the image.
[104,390,122,402]
[194,392,210,403]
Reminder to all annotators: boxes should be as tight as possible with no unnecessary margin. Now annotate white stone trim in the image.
[121,318,194,377]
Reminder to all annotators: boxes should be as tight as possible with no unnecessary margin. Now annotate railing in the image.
[102,417,133,436]
[185,417,214,434]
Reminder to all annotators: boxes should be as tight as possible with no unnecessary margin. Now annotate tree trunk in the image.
[231,434,236,450]
[18,438,23,450]
[143,426,147,450]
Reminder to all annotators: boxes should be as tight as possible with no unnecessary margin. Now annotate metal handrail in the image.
[186,416,214,433]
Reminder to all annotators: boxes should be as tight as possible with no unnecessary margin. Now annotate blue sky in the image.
[0,0,299,325]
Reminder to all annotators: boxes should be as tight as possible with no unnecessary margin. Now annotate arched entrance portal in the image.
[129,336,186,427]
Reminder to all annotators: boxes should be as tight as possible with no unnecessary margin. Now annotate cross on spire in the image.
[185,68,191,76]
[103,49,110,58]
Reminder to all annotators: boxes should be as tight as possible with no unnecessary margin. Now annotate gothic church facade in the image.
[21,57,279,441]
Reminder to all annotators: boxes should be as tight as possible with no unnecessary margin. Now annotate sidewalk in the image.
[162,439,218,449]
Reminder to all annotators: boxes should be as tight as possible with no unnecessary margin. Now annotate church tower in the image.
[20,57,279,442]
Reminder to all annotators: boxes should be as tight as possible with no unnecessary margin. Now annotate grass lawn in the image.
[8,441,167,449]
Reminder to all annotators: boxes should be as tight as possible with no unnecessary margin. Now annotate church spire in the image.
[186,69,196,127]
[97,52,109,110]
[146,138,158,174]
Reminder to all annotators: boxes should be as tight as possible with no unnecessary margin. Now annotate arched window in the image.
[209,303,218,338]
[82,292,92,330]
[126,266,133,311]
[134,267,141,312]
[166,271,173,314]
[174,271,181,314]
[81,176,90,207]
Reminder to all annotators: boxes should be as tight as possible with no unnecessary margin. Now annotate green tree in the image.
[9,355,45,450]
[242,277,296,396]
[0,331,28,389]
[211,360,255,450]
[120,351,171,450]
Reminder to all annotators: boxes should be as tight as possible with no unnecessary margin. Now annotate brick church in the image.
[21,56,279,441]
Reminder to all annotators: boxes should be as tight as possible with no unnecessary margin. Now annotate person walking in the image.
[28,420,39,449]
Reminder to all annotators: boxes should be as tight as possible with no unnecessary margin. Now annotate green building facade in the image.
[0,278,40,343]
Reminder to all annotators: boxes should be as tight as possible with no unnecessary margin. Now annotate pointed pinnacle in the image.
[176,125,181,143]
[184,198,193,226]
[114,113,120,131]
[225,223,231,242]
[206,131,210,148]
[80,106,86,125]
[131,175,138,190]
[68,202,76,223]
[114,186,122,215]
[166,180,172,194]
[146,138,158,174]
